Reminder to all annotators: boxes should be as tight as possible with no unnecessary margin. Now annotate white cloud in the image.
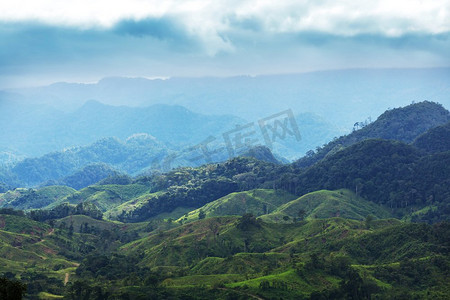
[1,0,449,54]
[0,0,449,87]
[1,1,449,34]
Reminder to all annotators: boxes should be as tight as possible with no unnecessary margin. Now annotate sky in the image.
[0,0,449,88]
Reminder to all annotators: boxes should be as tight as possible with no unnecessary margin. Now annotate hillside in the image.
[260,189,392,223]
[6,136,448,224]
[0,210,157,298]
[4,100,446,189]
[413,121,450,153]
[0,186,76,210]
[0,213,88,296]
[0,108,343,188]
[46,183,152,212]
[241,146,282,164]
[19,136,448,224]
[295,101,450,168]
[114,216,449,299]
[1,135,168,187]
[177,189,297,223]
[0,194,449,299]
[282,139,450,220]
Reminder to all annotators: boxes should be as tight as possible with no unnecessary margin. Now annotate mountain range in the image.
[0,100,449,299]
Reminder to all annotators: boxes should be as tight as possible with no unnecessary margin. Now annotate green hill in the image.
[178,189,297,223]
[413,121,450,153]
[122,216,399,269]
[0,186,76,210]
[282,139,450,222]
[57,163,120,190]
[54,215,149,241]
[1,208,448,299]
[46,183,151,212]
[261,189,392,223]
[115,216,448,299]
[0,214,80,292]
[295,101,450,168]
[241,146,281,164]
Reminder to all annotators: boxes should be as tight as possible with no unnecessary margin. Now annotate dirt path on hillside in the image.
[64,273,70,286]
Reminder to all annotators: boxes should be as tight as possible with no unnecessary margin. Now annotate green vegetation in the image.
[295,101,449,168]
[413,121,450,153]
[0,276,27,300]
[1,206,449,299]
[48,183,151,211]
[261,189,392,223]
[0,186,76,210]
[178,189,297,223]
[0,101,449,298]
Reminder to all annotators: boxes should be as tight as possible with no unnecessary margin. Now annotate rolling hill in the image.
[412,121,450,153]
[0,186,76,210]
[294,101,450,168]
[260,189,392,223]
[177,189,297,223]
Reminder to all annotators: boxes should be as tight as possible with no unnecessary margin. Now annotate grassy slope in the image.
[46,183,151,212]
[261,189,392,223]
[118,216,449,298]
[103,191,162,220]
[177,189,297,223]
[122,217,401,269]
[54,214,149,234]
[0,214,79,281]
[0,186,76,210]
[1,210,447,298]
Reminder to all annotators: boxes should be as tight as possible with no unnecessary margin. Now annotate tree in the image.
[198,209,206,220]
[68,221,74,238]
[297,209,306,221]
[237,213,259,230]
[365,214,374,229]
[0,277,27,300]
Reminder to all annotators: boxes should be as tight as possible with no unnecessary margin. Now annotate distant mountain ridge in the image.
[8,68,450,123]
[0,134,167,187]
[0,100,244,157]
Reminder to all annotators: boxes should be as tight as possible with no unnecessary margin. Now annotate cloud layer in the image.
[0,0,449,87]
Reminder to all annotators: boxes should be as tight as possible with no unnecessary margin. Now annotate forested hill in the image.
[0,100,243,157]
[0,135,168,188]
[286,139,449,213]
[1,101,449,223]
[30,133,443,224]
[413,121,450,154]
[294,101,450,168]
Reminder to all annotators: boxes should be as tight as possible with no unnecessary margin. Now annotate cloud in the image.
[0,18,199,67]
[0,1,449,87]
[1,1,449,51]
[113,17,184,40]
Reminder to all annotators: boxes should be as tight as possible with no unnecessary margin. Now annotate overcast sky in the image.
[1,0,449,88]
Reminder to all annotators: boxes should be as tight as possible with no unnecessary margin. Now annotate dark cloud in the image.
[0,18,449,88]
[0,20,199,75]
[113,17,187,40]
